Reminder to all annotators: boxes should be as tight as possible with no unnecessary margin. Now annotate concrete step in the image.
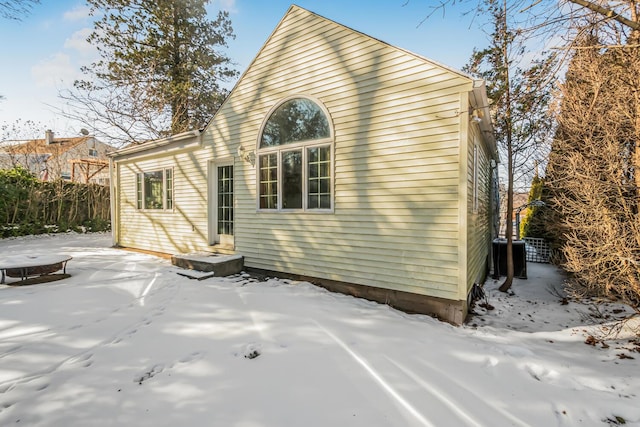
[171,253,243,277]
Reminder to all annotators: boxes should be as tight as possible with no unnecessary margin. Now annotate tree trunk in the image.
[499,136,515,292]
[499,0,515,293]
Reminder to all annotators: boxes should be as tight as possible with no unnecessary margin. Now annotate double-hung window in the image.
[258,97,333,212]
[136,168,173,210]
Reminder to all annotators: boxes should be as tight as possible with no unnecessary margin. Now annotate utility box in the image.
[492,239,527,279]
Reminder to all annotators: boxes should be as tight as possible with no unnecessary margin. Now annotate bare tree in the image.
[565,0,640,31]
[0,0,38,20]
[464,0,557,292]
[0,120,48,173]
[545,26,640,309]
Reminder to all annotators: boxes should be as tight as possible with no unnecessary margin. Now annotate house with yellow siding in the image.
[108,5,498,325]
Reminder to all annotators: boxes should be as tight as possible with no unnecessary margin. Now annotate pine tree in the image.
[71,0,237,142]
[464,0,556,291]
[520,172,544,238]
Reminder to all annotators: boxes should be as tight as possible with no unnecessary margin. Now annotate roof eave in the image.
[471,80,498,160]
[109,129,202,160]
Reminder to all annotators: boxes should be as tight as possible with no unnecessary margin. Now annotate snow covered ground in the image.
[0,233,638,426]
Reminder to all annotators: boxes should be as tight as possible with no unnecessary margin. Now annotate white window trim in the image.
[136,167,174,211]
[256,95,335,213]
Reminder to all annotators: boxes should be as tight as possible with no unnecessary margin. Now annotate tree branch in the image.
[567,0,640,31]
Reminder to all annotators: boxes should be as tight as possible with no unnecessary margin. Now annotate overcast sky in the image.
[0,0,487,141]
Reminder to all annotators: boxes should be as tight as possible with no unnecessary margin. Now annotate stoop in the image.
[171,253,244,277]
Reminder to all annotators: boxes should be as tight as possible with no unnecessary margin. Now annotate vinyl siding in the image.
[112,5,481,302]
[114,146,213,254]
[466,122,493,293]
[210,6,471,300]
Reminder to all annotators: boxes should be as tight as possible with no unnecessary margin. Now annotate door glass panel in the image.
[217,165,233,236]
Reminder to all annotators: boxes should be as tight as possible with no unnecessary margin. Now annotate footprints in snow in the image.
[108,311,163,346]
[234,342,262,360]
[133,342,265,387]
[134,351,204,385]
[525,363,558,383]
[0,377,51,415]
[69,352,94,369]
[0,345,23,360]
[135,364,164,385]
[0,400,15,415]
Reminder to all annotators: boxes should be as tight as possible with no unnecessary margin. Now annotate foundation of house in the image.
[245,267,468,326]
[169,254,467,325]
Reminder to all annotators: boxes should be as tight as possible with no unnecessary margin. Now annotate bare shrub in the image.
[546,34,640,309]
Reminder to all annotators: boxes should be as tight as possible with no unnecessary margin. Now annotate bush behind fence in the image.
[0,167,110,238]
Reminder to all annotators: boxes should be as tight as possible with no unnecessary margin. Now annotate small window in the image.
[136,174,143,209]
[88,148,98,157]
[307,146,331,209]
[257,97,333,212]
[136,168,174,210]
[165,168,173,210]
[259,153,278,209]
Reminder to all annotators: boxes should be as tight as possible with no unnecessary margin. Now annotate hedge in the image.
[0,167,110,238]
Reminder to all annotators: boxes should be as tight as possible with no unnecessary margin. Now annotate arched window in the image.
[258,97,333,211]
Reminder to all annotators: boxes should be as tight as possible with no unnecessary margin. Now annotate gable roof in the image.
[4,136,90,156]
[293,5,475,81]
[113,4,495,158]
[203,4,493,139]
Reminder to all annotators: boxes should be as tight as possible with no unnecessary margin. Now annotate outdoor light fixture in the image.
[237,145,255,166]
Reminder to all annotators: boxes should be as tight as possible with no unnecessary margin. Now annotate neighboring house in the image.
[0,130,113,185]
[109,5,498,325]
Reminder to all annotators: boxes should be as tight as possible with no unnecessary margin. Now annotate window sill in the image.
[256,208,334,214]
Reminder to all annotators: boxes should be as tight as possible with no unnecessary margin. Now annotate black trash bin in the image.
[492,239,527,279]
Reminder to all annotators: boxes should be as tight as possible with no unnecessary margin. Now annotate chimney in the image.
[45,129,54,145]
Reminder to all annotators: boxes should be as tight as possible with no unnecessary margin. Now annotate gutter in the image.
[471,80,498,161]
[108,129,202,160]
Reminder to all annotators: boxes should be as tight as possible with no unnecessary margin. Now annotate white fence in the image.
[523,237,551,263]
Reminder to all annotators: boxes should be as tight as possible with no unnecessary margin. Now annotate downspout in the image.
[458,90,470,306]
[472,79,500,279]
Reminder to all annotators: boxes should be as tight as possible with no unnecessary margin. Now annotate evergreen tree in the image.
[69,0,237,143]
[520,172,544,239]
[464,0,556,291]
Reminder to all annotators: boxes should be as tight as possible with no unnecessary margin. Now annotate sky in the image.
[0,0,487,141]
[0,232,639,426]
